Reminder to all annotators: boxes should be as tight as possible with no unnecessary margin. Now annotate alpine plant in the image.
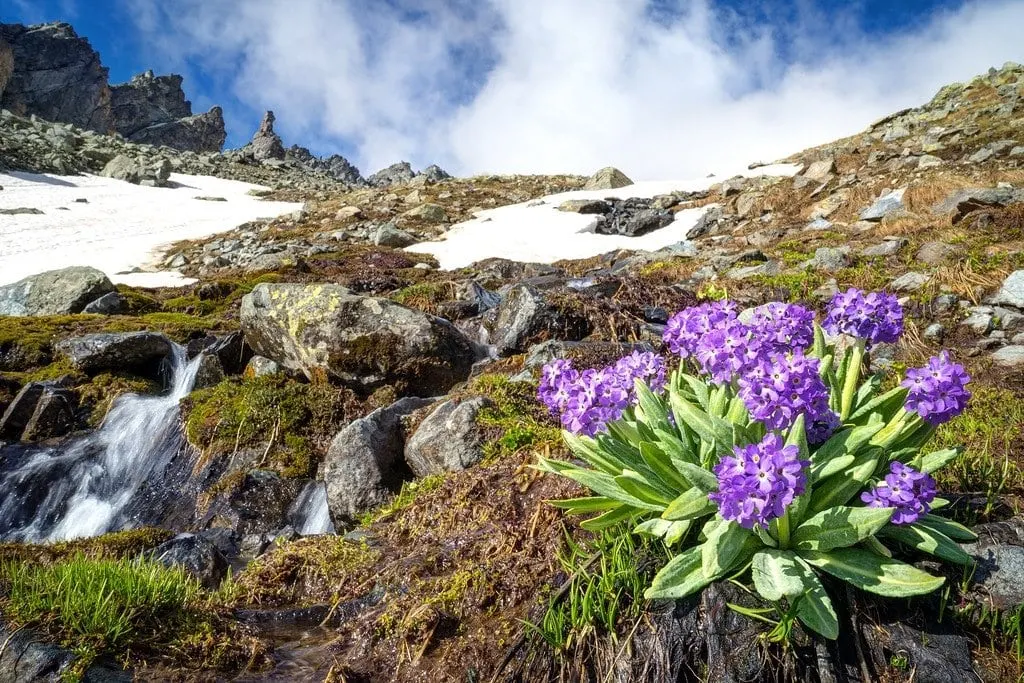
[535,289,975,640]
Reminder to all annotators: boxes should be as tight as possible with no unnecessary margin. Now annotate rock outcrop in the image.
[244,110,286,161]
[286,145,363,185]
[110,70,226,152]
[55,332,173,375]
[0,22,112,133]
[240,283,477,396]
[0,38,12,100]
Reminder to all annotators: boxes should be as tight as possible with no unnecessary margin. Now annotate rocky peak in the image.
[0,22,112,133]
[109,69,225,152]
[245,110,285,161]
[285,144,364,185]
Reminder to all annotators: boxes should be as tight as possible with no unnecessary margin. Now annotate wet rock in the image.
[0,618,77,682]
[56,331,172,375]
[220,470,304,536]
[21,386,76,441]
[583,166,633,190]
[992,270,1024,309]
[192,353,225,390]
[240,283,476,396]
[204,331,253,376]
[320,397,436,525]
[0,382,46,440]
[859,188,907,221]
[487,285,591,356]
[82,291,126,315]
[153,533,229,589]
[405,397,491,477]
[0,265,115,316]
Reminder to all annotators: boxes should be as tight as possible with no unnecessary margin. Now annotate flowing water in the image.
[288,480,335,536]
[0,345,203,542]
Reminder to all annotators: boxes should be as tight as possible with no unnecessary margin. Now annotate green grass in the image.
[0,555,198,670]
[932,386,1024,517]
[527,526,665,652]
[464,374,562,462]
[358,473,446,526]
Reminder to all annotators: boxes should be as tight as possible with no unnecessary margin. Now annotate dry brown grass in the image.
[903,175,978,213]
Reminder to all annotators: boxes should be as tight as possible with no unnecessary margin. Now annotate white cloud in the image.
[124,0,1024,180]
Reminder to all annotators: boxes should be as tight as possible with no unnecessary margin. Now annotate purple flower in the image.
[737,350,839,444]
[693,319,763,384]
[710,433,809,528]
[749,302,816,353]
[538,352,669,437]
[861,461,937,525]
[901,351,971,426]
[823,288,903,348]
[663,300,738,358]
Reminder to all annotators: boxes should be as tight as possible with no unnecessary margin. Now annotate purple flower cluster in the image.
[693,319,762,384]
[710,433,809,528]
[861,461,937,525]
[749,302,816,353]
[538,351,667,436]
[663,300,738,358]
[823,288,904,348]
[737,350,840,444]
[901,351,971,426]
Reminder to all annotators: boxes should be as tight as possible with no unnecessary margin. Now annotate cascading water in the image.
[288,481,335,536]
[0,344,203,542]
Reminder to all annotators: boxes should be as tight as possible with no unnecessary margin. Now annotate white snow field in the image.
[0,171,302,288]
[407,163,802,270]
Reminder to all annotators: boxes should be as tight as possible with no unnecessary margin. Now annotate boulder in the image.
[0,266,115,316]
[55,331,172,375]
[593,198,674,237]
[20,386,76,441]
[934,186,1024,224]
[859,188,907,221]
[889,271,930,292]
[217,470,304,535]
[244,355,281,378]
[583,167,633,190]
[372,223,417,247]
[0,382,46,440]
[558,199,611,214]
[82,291,126,315]
[801,158,836,183]
[240,283,477,395]
[320,397,436,524]
[991,345,1024,368]
[0,22,112,132]
[403,203,448,223]
[487,285,591,356]
[192,353,225,390]
[992,270,1024,309]
[286,145,364,185]
[245,110,285,161]
[404,397,491,477]
[205,331,253,375]
[153,533,229,590]
[99,154,171,187]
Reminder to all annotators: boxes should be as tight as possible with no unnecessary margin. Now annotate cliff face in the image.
[0,23,112,133]
[0,23,225,153]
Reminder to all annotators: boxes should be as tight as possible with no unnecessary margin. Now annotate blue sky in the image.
[3,0,1021,179]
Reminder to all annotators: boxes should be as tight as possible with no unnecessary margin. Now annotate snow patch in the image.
[0,171,302,288]
[406,163,801,270]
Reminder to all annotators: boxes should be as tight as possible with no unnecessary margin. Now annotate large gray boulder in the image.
[0,266,115,316]
[934,186,1024,224]
[240,283,477,395]
[286,145,363,185]
[55,331,172,375]
[583,167,633,191]
[0,22,112,132]
[99,154,172,187]
[994,270,1024,309]
[404,397,490,477]
[320,397,435,524]
[486,285,591,356]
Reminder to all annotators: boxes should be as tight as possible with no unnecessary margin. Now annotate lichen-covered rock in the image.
[0,22,112,132]
[404,397,491,477]
[240,283,477,395]
[55,331,172,375]
[0,265,115,316]
[320,396,435,524]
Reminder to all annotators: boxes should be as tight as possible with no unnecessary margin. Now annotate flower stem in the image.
[840,339,866,422]
[776,511,791,549]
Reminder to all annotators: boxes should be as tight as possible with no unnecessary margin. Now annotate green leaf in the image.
[808,450,880,515]
[635,518,692,546]
[669,393,733,457]
[793,556,839,639]
[547,496,621,514]
[552,465,663,511]
[639,441,692,492]
[809,454,856,484]
[645,546,710,599]
[663,488,716,521]
[848,386,909,424]
[655,428,699,465]
[792,506,894,552]
[636,381,672,432]
[607,420,644,449]
[811,323,827,359]
[709,385,730,418]
[673,461,719,494]
[917,514,978,542]
[702,520,752,579]
[800,548,945,597]
[751,549,806,601]
[784,414,809,460]
[919,448,961,475]
[580,505,639,531]
[680,374,711,410]
[810,422,884,467]
[615,472,675,506]
[880,524,974,566]
[561,432,631,475]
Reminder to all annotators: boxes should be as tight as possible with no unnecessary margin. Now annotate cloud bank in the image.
[124,0,1024,180]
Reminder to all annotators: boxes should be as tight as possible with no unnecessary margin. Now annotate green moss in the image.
[115,286,160,315]
[77,373,163,427]
[359,474,446,526]
[161,296,219,316]
[462,374,562,462]
[183,375,353,478]
[391,281,452,314]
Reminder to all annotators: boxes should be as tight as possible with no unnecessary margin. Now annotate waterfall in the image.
[0,344,203,542]
[288,481,335,536]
